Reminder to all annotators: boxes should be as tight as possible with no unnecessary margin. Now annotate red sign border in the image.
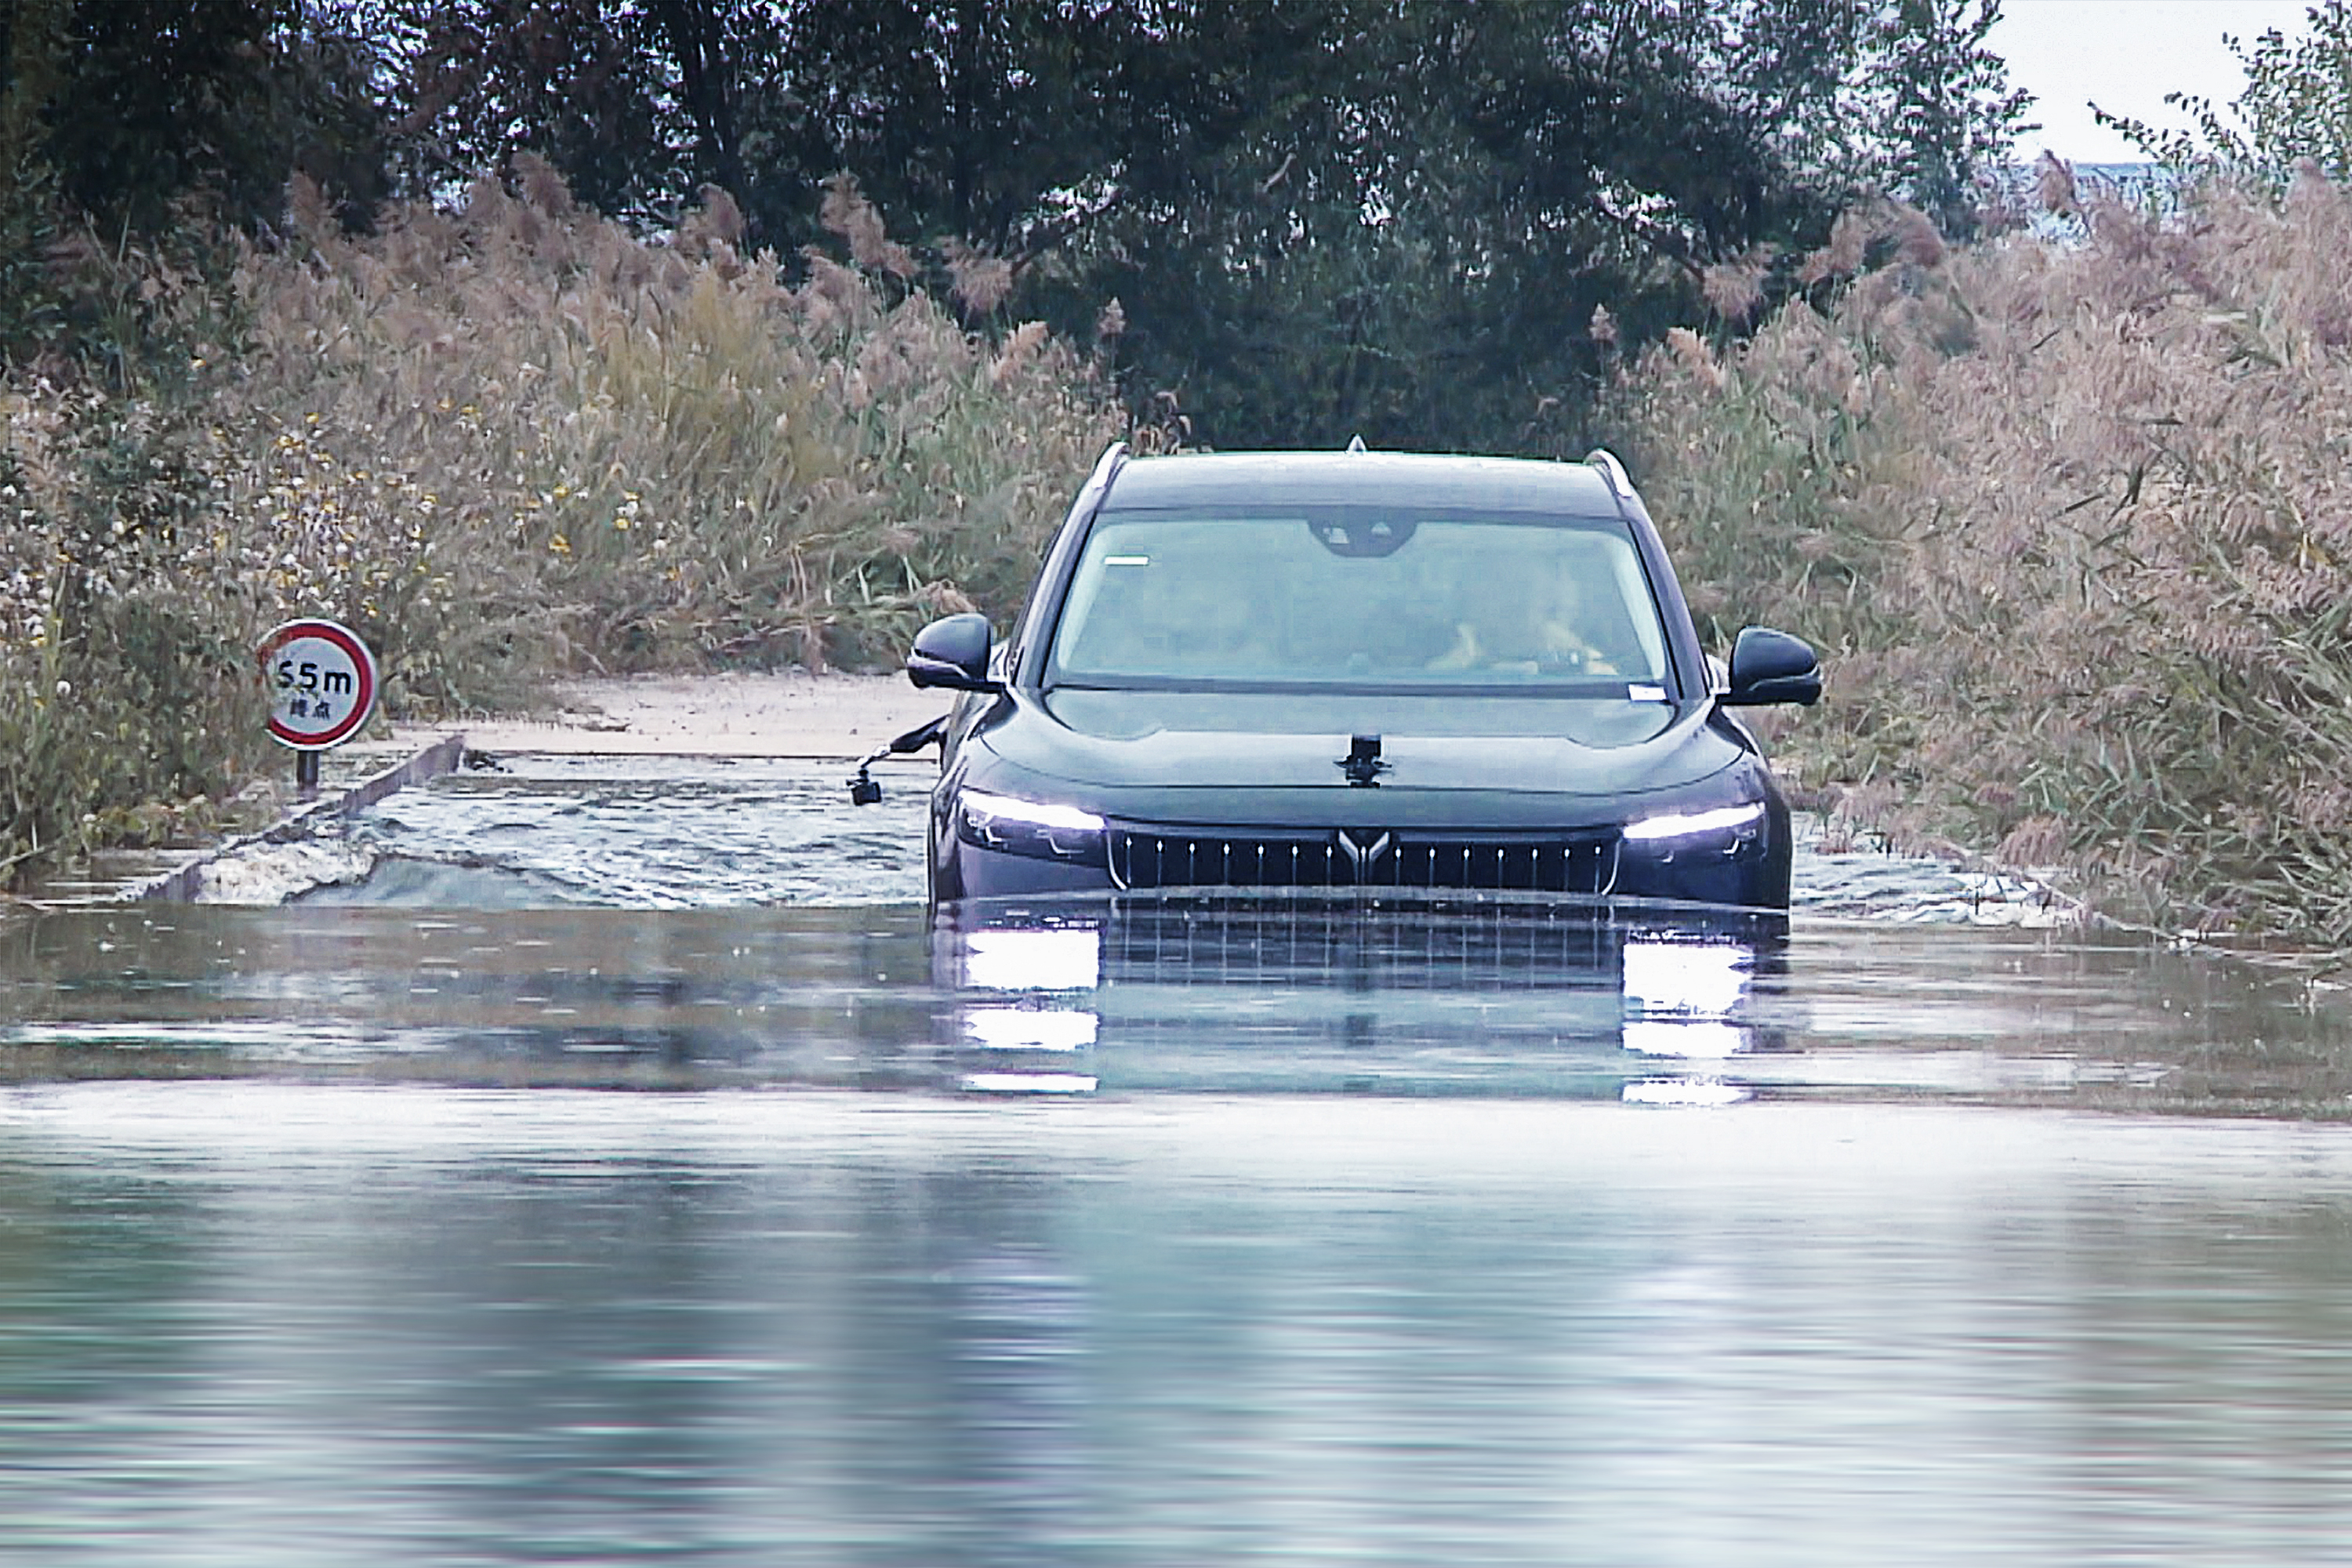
[258,619,378,751]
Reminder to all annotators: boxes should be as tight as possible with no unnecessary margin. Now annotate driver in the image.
[1427,544,1619,677]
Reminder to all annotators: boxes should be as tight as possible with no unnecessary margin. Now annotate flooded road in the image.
[6,757,2352,1564]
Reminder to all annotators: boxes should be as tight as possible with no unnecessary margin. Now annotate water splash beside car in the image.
[147,753,2073,926]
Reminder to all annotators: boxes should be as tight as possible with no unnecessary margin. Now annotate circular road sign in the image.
[258,619,378,750]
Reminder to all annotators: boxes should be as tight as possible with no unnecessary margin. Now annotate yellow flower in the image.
[550,534,572,554]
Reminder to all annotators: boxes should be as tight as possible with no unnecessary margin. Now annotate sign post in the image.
[257,619,379,794]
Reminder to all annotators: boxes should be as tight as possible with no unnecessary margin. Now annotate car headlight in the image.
[1621,800,1766,853]
[955,789,1109,865]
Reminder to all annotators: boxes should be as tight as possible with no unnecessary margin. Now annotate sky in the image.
[1989,0,2318,163]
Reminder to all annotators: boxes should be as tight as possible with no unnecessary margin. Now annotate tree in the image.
[370,0,694,227]
[1,0,387,237]
[360,0,2029,452]
[2096,1,2352,191]
[1036,0,1936,449]
[0,0,388,372]
[1864,0,2033,235]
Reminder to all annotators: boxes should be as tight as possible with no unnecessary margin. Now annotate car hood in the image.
[966,688,1747,821]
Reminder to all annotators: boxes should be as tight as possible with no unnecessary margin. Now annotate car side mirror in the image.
[906,612,1002,692]
[1722,626,1821,706]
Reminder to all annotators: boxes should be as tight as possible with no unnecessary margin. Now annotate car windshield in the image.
[1047,506,1673,692]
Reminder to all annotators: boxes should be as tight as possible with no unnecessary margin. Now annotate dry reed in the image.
[0,161,1124,878]
[1617,177,2352,943]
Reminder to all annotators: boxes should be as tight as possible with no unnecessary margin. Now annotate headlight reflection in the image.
[956,927,1102,993]
[961,1006,1099,1052]
[1622,1078,1752,1107]
[1619,932,1762,1104]
[935,898,1785,1101]
[1623,938,1752,1018]
[1621,1020,1751,1059]
[958,1072,1100,1094]
[1620,935,1759,1065]
[944,920,1105,1093]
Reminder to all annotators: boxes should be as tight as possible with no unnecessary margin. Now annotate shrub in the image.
[223,163,1125,710]
[0,163,1127,882]
[0,375,274,878]
[1613,182,2352,942]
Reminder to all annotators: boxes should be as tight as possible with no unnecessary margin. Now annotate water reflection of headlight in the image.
[958,927,1102,992]
[1623,938,1751,1016]
[1621,937,1757,1058]
[958,1072,1100,1094]
[1622,1078,1751,1107]
[1622,1020,1751,1058]
[961,1006,1100,1052]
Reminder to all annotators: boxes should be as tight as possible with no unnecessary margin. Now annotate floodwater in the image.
[6,758,2352,1565]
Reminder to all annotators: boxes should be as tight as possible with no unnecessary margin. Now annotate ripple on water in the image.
[186,757,2072,924]
[10,1085,2352,1566]
[281,755,935,909]
[9,758,2350,1565]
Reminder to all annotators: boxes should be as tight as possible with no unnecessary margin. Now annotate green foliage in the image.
[372,1,2031,452]
[0,380,277,880]
[0,0,384,379]
[2096,1,2352,189]
[0,0,71,358]
[1032,0,1854,449]
[755,0,1153,255]
[2,0,387,238]
[1864,0,2034,236]
[368,0,700,231]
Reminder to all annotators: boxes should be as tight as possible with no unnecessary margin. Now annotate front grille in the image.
[1098,895,1622,991]
[1107,826,1619,894]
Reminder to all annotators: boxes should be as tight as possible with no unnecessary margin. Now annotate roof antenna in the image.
[1345,435,1367,453]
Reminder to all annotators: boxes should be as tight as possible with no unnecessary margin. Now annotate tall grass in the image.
[0,162,1126,880]
[1616,180,2352,942]
[231,162,1125,707]
[0,371,272,877]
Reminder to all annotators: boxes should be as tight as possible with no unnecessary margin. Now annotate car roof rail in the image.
[1584,447,1634,501]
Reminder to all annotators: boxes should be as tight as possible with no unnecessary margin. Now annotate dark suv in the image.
[891,444,1820,908]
